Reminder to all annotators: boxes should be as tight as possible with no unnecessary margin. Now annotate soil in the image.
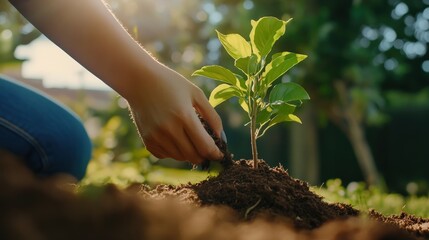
[198,116,233,170]
[148,160,359,229]
[1,150,428,240]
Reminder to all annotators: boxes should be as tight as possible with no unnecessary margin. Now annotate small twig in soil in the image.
[244,197,262,219]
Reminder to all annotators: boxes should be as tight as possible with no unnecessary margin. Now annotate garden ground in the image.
[1,150,428,240]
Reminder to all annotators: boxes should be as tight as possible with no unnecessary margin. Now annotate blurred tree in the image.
[89,97,148,164]
[242,0,429,186]
[0,1,40,63]
[105,0,214,77]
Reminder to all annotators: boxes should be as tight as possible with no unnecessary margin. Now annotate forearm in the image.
[9,0,225,163]
[9,0,156,99]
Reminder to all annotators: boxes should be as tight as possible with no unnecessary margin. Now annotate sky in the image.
[14,35,112,91]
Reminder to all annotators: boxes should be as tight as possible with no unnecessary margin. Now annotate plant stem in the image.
[250,75,259,169]
[250,109,259,169]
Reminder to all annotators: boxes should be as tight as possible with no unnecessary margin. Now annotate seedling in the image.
[193,16,310,168]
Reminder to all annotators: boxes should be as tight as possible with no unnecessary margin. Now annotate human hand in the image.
[127,62,224,164]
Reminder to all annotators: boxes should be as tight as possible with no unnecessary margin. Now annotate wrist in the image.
[113,53,161,103]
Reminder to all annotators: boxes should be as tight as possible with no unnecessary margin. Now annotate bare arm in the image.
[9,0,224,164]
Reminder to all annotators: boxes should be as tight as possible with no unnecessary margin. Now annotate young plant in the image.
[193,16,310,169]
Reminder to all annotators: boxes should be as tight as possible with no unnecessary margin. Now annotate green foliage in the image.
[314,179,429,218]
[193,17,309,165]
[194,16,309,132]
[80,161,215,188]
[80,160,147,188]
[0,1,40,62]
[145,166,218,185]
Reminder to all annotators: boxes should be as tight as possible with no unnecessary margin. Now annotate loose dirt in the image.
[1,149,428,240]
[147,159,359,229]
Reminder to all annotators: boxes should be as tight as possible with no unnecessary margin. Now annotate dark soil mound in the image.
[193,160,359,228]
[143,159,427,239]
[146,159,359,229]
[192,118,357,228]
[187,118,358,228]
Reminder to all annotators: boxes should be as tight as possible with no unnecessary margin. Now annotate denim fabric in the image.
[0,75,91,180]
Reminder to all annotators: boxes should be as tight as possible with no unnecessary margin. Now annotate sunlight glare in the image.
[14,35,111,90]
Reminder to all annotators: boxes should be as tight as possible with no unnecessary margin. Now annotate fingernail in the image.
[221,130,227,144]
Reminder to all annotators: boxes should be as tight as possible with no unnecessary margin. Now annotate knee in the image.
[65,127,92,180]
[0,76,92,180]
[45,119,92,181]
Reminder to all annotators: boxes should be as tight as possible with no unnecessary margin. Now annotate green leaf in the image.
[256,106,273,126]
[250,17,290,60]
[248,54,259,74]
[235,57,250,75]
[234,73,248,91]
[267,107,302,131]
[251,19,257,27]
[209,84,242,107]
[271,102,296,114]
[192,65,237,85]
[269,82,310,103]
[256,103,295,128]
[263,52,307,86]
[217,30,251,60]
[257,104,300,138]
[269,113,302,128]
[235,54,258,75]
[239,98,249,113]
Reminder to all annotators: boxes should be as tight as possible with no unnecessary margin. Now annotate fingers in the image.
[134,86,224,165]
[184,112,224,162]
[143,115,220,164]
[142,136,169,159]
[177,127,208,164]
[193,89,223,138]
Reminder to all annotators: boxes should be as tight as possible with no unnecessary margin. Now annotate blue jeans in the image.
[0,75,91,180]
